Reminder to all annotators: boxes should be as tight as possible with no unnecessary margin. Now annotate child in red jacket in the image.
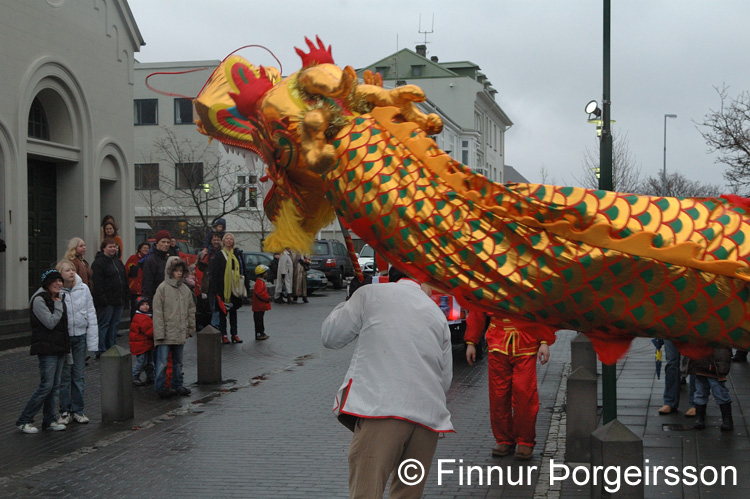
[251,265,271,341]
[129,297,155,386]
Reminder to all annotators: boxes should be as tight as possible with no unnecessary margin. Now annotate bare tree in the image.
[537,164,557,185]
[640,171,724,197]
[138,128,250,243]
[697,85,750,193]
[574,132,643,193]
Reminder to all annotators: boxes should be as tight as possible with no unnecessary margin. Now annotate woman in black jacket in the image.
[92,238,129,357]
[16,269,70,433]
[209,233,245,344]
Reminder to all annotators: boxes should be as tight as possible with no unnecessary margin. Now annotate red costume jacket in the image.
[252,279,271,312]
[125,253,144,296]
[465,310,557,356]
[129,312,154,355]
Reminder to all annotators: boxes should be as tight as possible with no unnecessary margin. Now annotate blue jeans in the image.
[16,354,65,427]
[208,294,220,329]
[97,305,124,353]
[133,350,155,381]
[60,335,87,415]
[154,344,184,393]
[663,340,682,408]
[694,376,731,406]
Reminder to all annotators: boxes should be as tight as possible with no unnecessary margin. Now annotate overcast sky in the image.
[128,0,750,191]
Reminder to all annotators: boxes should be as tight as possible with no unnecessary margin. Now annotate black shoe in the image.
[731,351,748,362]
[694,404,707,430]
[133,380,146,387]
[256,334,269,341]
[176,386,191,396]
[302,297,309,303]
[158,390,172,399]
[274,297,285,304]
[719,402,734,431]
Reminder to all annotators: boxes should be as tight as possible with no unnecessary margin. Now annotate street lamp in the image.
[201,183,210,226]
[662,114,677,196]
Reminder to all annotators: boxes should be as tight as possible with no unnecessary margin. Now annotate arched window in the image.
[28,97,50,140]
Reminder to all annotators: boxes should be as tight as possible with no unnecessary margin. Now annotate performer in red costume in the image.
[465,310,557,460]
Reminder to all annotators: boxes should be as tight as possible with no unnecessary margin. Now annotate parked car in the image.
[309,239,355,289]
[357,244,376,276]
[428,289,486,361]
[305,269,328,294]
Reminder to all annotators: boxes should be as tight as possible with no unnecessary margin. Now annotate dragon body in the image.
[194,38,750,362]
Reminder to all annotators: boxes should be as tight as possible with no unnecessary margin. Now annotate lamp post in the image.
[662,114,677,196]
[201,183,210,226]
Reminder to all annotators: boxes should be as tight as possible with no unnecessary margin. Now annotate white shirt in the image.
[322,279,454,432]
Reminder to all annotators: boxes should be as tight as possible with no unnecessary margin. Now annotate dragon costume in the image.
[193,37,750,363]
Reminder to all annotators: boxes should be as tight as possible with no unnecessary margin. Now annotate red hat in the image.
[154,230,171,242]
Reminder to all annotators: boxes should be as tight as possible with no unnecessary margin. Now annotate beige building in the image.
[0,0,143,317]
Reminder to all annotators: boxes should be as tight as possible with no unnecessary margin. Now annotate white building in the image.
[133,61,269,253]
[0,0,143,315]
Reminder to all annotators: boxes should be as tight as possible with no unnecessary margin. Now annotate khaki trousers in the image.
[348,417,439,499]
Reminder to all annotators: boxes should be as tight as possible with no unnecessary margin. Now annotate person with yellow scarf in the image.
[209,233,245,344]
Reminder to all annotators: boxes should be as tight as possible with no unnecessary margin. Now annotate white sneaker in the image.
[57,412,71,425]
[17,423,39,434]
[72,413,89,424]
[45,422,66,431]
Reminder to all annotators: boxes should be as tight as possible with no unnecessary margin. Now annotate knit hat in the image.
[137,296,151,307]
[41,269,63,288]
[154,229,171,242]
[212,217,226,229]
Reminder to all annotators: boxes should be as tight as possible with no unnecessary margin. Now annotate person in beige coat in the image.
[153,257,195,399]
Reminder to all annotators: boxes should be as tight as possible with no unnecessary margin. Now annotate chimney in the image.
[416,44,427,57]
[430,56,439,63]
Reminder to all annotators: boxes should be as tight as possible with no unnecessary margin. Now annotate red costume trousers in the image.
[488,351,539,447]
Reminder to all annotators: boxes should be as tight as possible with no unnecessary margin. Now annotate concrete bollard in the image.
[197,325,222,385]
[571,332,598,375]
[100,345,134,422]
[566,366,598,463]
[590,420,644,498]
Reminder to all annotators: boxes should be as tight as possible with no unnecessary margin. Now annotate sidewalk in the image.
[1,295,749,497]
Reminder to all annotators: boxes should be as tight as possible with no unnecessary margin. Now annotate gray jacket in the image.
[153,257,196,345]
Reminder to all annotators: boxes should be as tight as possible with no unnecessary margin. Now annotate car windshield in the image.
[312,243,328,255]
[359,245,374,258]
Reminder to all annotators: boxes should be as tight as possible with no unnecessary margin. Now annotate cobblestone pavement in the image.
[2,286,750,498]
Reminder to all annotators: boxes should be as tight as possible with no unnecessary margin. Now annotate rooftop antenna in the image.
[418,13,434,47]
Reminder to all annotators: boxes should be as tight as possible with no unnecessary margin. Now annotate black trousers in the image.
[253,311,265,336]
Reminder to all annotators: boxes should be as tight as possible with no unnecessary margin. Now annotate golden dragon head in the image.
[194,36,442,253]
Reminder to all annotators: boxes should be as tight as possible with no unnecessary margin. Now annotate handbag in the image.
[232,275,247,299]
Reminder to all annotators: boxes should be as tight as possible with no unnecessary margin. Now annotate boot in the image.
[719,402,734,431]
[221,335,230,345]
[731,350,748,362]
[293,296,298,303]
[302,297,308,303]
[286,296,292,304]
[694,404,707,430]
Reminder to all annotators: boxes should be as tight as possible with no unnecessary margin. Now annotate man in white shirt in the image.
[322,267,453,498]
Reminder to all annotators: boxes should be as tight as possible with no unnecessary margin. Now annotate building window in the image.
[175,162,203,189]
[237,174,258,208]
[375,66,389,79]
[134,99,158,125]
[174,98,193,125]
[28,97,50,140]
[411,65,424,77]
[135,163,160,190]
[462,141,470,166]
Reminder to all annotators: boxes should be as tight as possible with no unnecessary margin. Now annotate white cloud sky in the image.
[128,0,750,190]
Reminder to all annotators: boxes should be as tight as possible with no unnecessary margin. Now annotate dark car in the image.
[309,239,355,289]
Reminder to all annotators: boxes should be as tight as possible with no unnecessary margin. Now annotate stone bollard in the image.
[100,345,134,422]
[571,332,598,375]
[197,325,222,385]
[566,366,598,463]
[590,420,644,498]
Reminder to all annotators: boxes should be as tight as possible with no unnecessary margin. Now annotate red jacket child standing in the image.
[251,265,271,341]
[465,310,557,460]
[129,297,155,386]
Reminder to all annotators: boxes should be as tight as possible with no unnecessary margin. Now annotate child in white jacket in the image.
[56,259,99,424]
